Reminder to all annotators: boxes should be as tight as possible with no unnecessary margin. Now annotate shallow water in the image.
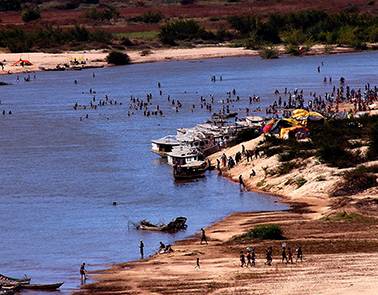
[0,51,377,293]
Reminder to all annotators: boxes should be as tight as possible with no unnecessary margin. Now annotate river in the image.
[0,51,377,294]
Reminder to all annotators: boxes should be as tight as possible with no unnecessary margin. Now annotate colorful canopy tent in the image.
[291,109,324,125]
[262,119,276,134]
[12,59,33,66]
[280,126,309,140]
[270,118,299,133]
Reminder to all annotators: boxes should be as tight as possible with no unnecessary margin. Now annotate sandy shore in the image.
[0,44,360,76]
[75,134,378,295]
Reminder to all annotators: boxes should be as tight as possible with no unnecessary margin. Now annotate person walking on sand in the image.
[246,250,253,267]
[296,244,303,262]
[139,240,144,259]
[195,257,200,270]
[287,246,293,264]
[251,247,256,266]
[265,246,273,266]
[80,262,87,282]
[281,243,288,263]
[240,251,246,267]
[200,228,208,245]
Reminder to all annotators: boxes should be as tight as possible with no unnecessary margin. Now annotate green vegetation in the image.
[85,5,119,21]
[0,25,111,52]
[257,116,378,169]
[21,7,41,22]
[295,177,307,188]
[332,166,377,196]
[159,19,207,45]
[259,46,278,59]
[368,122,378,159]
[228,11,378,49]
[321,211,374,223]
[106,51,130,65]
[234,224,284,242]
[130,11,164,23]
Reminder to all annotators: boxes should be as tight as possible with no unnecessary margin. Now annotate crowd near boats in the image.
[152,74,378,180]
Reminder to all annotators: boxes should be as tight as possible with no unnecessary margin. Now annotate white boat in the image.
[166,146,202,166]
[151,135,181,157]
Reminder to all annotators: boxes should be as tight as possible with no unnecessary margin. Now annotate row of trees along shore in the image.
[0,10,377,52]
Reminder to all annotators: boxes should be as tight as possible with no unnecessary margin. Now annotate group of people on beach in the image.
[240,243,303,268]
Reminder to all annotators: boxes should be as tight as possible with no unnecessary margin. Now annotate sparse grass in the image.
[295,177,307,188]
[275,161,301,176]
[256,180,266,187]
[115,31,160,41]
[321,211,375,223]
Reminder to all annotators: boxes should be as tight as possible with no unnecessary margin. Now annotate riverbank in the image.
[0,44,364,76]
[76,131,378,294]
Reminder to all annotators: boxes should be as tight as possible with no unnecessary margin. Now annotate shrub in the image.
[275,161,300,176]
[280,29,307,45]
[259,46,279,59]
[159,19,203,45]
[368,122,378,159]
[21,7,41,22]
[285,44,302,56]
[130,11,163,23]
[85,5,119,22]
[106,51,131,65]
[234,224,284,242]
[332,166,377,196]
[295,177,307,188]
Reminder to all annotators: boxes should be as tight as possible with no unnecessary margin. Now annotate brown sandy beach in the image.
[75,134,378,295]
[0,44,359,76]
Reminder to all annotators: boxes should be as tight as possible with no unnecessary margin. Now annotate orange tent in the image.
[12,59,33,66]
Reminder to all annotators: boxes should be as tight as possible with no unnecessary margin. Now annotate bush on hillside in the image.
[332,166,377,196]
[21,7,41,22]
[106,51,130,65]
[368,122,378,160]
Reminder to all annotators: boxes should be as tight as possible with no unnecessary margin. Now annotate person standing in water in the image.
[139,240,144,259]
[80,262,87,282]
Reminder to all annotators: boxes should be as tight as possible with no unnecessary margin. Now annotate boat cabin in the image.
[166,146,201,166]
[151,136,181,157]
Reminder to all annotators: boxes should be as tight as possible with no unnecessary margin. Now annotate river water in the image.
[0,51,377,294]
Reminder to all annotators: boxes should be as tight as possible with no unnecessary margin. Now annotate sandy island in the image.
[0,44,360,76]
[74,131,378,295]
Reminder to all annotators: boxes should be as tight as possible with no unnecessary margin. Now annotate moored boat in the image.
[166,146,203,166]
[173,160,209,180]
[151,135,181,157]
[21,282,64,291]
[0,274,31,286]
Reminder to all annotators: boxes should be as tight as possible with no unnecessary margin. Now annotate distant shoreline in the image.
[0,44,371,77]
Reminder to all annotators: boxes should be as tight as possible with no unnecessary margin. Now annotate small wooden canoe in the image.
[22,282,64,291]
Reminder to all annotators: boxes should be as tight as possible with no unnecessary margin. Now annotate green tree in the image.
[106,51,131,65]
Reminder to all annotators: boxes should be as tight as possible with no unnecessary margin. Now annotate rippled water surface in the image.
[0,52,377,293]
